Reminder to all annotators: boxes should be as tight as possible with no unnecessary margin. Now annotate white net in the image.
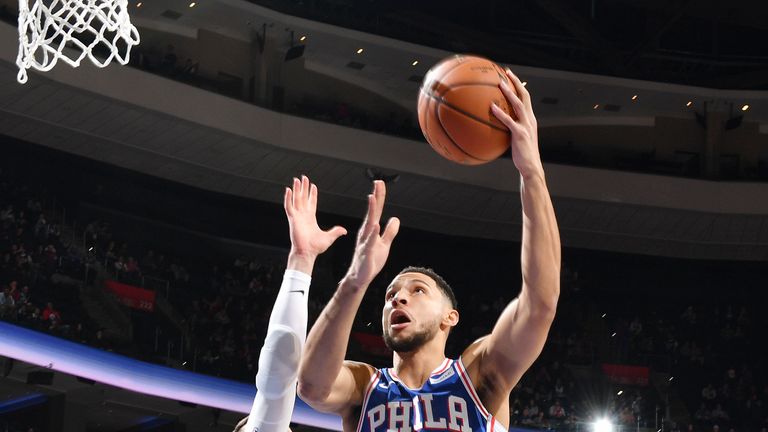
[16,0,140,84]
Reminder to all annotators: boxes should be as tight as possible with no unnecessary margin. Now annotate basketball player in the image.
[234,176,348,432]
[297,68,561,432]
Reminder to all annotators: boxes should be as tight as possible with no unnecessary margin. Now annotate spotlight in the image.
[631,95,638,101]
[412,60,419,66]
[136,1,142,6]
[742,104,750,111]
[593,418,613,432]
[686,101,693,107]
[188,2,196,7]
[299,35,307,42]
[593,104,600,110]
[356,48,364,54]
[617,390,623,396]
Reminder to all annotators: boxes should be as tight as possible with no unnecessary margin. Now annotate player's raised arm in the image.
[298,181,400,414]
[466,68,561,395]
[236,175,347,432]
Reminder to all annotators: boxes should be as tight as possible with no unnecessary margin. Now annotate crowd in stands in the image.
[0,168,100,348]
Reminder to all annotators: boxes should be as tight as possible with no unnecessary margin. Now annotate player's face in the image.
[381,272,449,353]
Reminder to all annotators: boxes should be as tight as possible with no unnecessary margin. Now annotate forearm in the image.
[246,268,312,432]
[519,171,561,312]
[298,276,367,401]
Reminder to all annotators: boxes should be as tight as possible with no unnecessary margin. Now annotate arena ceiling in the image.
[118,0,768,126]
[2,3,768,261]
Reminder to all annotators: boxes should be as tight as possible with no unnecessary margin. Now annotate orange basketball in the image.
[417,55,514,165]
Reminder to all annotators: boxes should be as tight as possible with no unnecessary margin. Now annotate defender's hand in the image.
[284,175,347,259]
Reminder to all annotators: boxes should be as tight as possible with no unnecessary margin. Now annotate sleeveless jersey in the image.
[355,358,508,432]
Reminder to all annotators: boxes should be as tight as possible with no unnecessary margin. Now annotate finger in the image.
[381,217,400,245]
[358,194,376,240]
[365,193,377,224]
[505,68,531,106]
[292,177,301,209]
[283,187,293,216]
[301,175,310,206]
[371,180,386,225]
[491,103,524,135]
[500,80,526,120]
[365,223,381,243]
[309,183,318,212]
[326,225,348,241]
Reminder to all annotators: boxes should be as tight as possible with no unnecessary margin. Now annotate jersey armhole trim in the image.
[455,357,491,420]
[355,369,382,432]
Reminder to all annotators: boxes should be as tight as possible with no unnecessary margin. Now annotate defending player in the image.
[297,68,561,432]
[234,176,347,432]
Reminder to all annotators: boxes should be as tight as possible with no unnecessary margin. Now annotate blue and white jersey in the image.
[356,358,508,432]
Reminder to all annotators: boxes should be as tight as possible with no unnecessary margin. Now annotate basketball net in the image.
[16,0,140,84]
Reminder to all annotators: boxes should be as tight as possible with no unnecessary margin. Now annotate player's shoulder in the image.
[343,360,379,390]
[460,335,491,366]
[459,336,497,389]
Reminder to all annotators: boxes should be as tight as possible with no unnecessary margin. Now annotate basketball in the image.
[417,55,515,165]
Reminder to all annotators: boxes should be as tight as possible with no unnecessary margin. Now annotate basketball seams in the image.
[433,93,489,164]
[435,57,497,94]
[418,55,511,165]
[420,88,509,133]
[420,90,454,161]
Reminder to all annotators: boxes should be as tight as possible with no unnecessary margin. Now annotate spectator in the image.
[702,383,718,402]
[710,404,729,422]
[42,302,61,322]
[548,400,566,420]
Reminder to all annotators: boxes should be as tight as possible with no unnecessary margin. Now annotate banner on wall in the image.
[105,280,156,312]
[601,363,650,386]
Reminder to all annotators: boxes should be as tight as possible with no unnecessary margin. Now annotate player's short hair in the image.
[398,266,458,309]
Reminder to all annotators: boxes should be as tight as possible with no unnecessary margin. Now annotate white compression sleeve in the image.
[243,269,311,432]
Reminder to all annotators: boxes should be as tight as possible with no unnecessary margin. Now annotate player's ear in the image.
[442,309,459,328]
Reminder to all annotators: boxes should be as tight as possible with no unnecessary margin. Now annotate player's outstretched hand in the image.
[284,175,347,260]
[490,68,544,179]
[345,180,400,288]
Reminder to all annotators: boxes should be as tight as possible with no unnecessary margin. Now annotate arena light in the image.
[742,104,750,111]
[136,1,141,6]
[412,60,419,66]
[617,390,623,396]
[593,418,613,432]
[300,35,307,42]
[686,101,693,107]
[188,2,196,7]
[356,48,364,54]
[631,95,638,101]
[593,104,600,110]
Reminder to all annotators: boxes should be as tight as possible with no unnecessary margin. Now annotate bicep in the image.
[471,292,555,391]
[301,361,375,415]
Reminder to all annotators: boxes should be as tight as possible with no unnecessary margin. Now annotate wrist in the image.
[339,272,369,293]
[520,167,546,184]
[287,250,317,275]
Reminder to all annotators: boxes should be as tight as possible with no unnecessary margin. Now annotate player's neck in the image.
[392,343,447,389]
